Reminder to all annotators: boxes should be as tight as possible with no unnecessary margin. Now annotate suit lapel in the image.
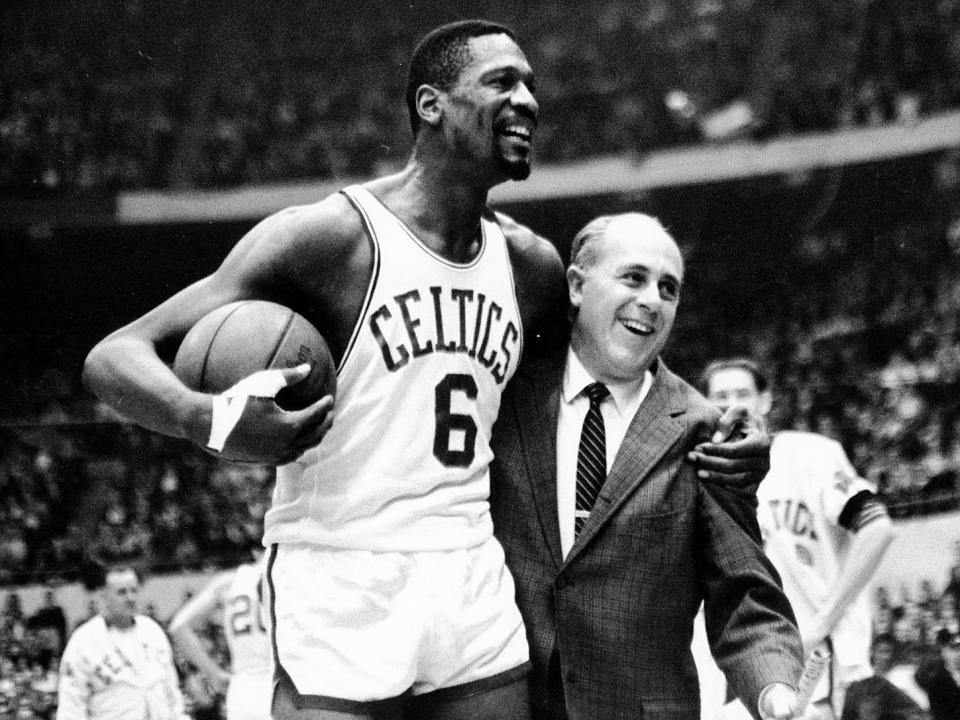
[511,355,566,568]
[564,362,687,563]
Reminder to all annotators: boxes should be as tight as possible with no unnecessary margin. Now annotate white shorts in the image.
[226,672,272,720]
[267,536,529,702]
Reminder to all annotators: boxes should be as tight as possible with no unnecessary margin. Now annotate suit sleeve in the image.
[56,636,90,720]
[696,479,803,720]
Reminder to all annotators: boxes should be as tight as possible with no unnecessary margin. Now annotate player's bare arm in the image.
[802,498,894,651]
[495,211,568,354]
[82,193,372,464]
[169,572,233,694]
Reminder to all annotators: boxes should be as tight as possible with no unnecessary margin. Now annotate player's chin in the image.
[499,155,532,181]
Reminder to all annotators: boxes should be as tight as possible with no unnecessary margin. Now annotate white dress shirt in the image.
[556,347,652,557]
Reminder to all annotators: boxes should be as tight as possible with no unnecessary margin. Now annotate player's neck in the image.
[103,613,136,630]
[378,164,490,260]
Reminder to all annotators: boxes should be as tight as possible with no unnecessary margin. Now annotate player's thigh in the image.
[406,673,530,720]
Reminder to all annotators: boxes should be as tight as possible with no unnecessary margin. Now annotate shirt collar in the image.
[562,346,653,416]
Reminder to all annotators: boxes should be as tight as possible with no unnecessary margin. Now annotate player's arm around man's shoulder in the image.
[494,210,568,356]
[82,193,369,465]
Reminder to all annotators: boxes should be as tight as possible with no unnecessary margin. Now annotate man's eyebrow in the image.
[619,262,684,287]
[481,65,535,83]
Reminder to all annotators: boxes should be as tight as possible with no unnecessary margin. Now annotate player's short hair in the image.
[700,357,770,394]
[80,556,142,592]
[406,19,516,134]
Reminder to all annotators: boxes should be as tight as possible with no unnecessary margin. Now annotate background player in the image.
[83,19,771,720]
[57,561,187,720]
[702,358,896,720]
[169,551,271,720]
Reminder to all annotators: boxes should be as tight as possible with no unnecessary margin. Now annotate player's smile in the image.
[494,114,536,152]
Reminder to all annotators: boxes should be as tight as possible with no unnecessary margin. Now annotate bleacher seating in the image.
[3,0,958,194]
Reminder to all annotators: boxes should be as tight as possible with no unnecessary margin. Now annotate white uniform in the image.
[223,562,272,720]
[265,185,528,701]
[57,615,187,720]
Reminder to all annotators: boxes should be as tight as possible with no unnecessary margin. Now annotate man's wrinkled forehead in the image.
[604,216,684,279]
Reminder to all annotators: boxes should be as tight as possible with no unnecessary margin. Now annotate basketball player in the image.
[83,21,770,719]
[702,358,896,720]
[57,561,187,720]
[169,552,271,720]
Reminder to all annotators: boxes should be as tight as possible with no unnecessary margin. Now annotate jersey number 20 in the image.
[228,594,266,636]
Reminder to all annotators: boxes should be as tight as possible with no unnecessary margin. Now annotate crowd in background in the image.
[0,430,272,585]
[3,0,959,194]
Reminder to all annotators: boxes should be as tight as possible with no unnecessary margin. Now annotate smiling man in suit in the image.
[490,212,803,720]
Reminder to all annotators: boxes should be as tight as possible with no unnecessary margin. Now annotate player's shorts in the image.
[226,672,272,720]
[267,535,530,704]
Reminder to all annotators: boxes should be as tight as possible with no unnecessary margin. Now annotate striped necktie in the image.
[575,382,610,536]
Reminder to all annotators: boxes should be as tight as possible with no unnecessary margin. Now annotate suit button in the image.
[565,670,576,684]
[556,575,572,590]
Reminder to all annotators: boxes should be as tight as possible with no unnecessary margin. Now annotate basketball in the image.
[173,300,336,410]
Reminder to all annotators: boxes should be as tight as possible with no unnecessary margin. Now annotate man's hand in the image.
[757,683,800,719]
[687,404,770,496]
[207,365,334,464]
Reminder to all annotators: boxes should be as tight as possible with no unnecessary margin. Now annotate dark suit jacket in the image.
[915,656,960,720]
[490,354,802,720]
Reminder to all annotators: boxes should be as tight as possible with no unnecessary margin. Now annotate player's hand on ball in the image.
[757,683,799,719]
[687,404,770,496]
[207,364,335,465]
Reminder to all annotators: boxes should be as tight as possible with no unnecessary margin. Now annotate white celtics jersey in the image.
[264,185,523,552]
[224,562,271,678]
[757,430,875,669]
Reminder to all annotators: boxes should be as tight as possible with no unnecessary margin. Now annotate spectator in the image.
[26,590,67,658]
[841,634,924,720]
[915,628,960,720]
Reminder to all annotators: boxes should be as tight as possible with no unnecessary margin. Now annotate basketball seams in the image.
[199,301,254,388]
[265,308,297,370]
[174,299,334,408]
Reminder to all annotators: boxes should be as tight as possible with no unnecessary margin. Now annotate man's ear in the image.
[566,264,585,308]
[416,85,443,127]
[758,390,773,417]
